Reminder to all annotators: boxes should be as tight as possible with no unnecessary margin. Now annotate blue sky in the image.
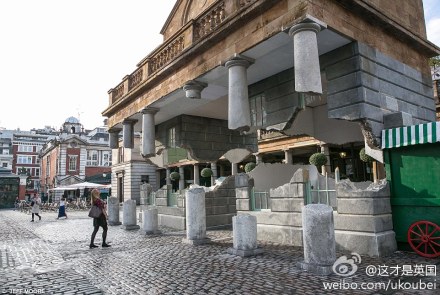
[424,0,440,46]
[0,0,438,131]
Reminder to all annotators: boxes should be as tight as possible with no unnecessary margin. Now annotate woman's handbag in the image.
[88,205,102,218]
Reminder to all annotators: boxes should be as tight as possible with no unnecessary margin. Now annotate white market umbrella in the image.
[68,182,107,189]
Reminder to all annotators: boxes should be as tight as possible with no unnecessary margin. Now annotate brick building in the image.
[39,117,112,200]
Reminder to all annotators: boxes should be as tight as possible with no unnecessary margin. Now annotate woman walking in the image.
[30,194,42,222]
[57,198,68,219]
[89,189,110,248]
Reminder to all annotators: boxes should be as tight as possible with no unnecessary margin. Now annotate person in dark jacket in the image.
[89,189,110,248]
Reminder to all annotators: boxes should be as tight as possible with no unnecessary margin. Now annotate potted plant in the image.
[309,152,327,174]
[169,171,180,181]
[200,167,213,178]
[244,162,256,173]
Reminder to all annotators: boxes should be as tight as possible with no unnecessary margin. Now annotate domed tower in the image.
[62,116,83,134]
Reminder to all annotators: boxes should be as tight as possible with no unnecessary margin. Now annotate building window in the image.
[35,168,40,177]
[87,150,98,166]
[17,155,33,164]
[250,94,266,127]
[168,127,176,148]
[118,147,124,163]
[18,145,33,152]
[46,156,50,176]
[2,163,8,168]
[68,155,78,171]
[102,151,111,166]
[2,149,9,155]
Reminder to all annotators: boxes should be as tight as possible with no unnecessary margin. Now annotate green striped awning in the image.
[381,121,440,149]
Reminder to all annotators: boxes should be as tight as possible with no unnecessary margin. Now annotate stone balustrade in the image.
[107,0,260,105]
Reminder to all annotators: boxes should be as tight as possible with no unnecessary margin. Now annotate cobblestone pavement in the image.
[0,209,439,295]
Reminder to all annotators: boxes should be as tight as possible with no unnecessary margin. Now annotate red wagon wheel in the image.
[407,220,440,258]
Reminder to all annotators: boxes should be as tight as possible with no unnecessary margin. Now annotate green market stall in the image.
[382,121,440,257]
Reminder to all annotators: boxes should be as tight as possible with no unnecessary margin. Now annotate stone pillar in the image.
[284,149,293,165]
[289,22,324,94]
[320,144,330,174]
[227,214,263,257]
[255,153,263,165]
[166,167,171,186]
[122,119,136,149]
[193,164,200,185]
[142,208,161,235]
[121,199,140,230]
[107,196,121,226]
[178,166,185,190]
[235,173,253,211]
[224,55,254,131]
[231,163,238,175]
[210,162,218,185]
[182,187,210,245]
[297,204,336,275]
[183,80,207,99]
[108,129,121,149]
[141,107,158,157]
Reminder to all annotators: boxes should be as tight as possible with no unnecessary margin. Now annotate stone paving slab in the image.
[0,209,439,294]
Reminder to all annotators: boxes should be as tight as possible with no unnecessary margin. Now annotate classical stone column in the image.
[255,153,263,165]
[121,199,140,230]
[107,196,121,226]
[141,107,158,157]
[142,208,161,235]
[193,164,200,185]
[182,187,210,245]
[210,162,218,185]
[231,163,238,175]
[108,128,121,149]
[166,168,171,186]
[227,214,263,257]
[122,119,136,149]
[224,55,254,131]
[179,166,185,190]
[289,22,324,94]
[284,149,293,165]
[320,144,330,174]
[297,204,336,275]
[183,80,207,99]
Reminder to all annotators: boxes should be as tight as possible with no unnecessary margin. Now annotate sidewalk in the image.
[0,209,438,294]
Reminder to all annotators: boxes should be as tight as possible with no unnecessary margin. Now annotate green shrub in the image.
[359,148,374,163]
[309,152,327,167]
[201,168,213,178]
[169,171,180,181]
[244,162,256,173]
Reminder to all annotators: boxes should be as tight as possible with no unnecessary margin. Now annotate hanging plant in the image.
[201,168,213,178]
[169,171,180,181]
[244,162,256,173]
[309,152,327,168]
[359,148,374,163]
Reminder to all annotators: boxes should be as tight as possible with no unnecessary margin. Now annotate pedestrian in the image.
[30,194,42,222]
[57,198,68,219]
[14,197,20,211]
[89,188,110,248]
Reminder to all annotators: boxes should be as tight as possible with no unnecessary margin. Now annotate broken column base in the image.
[142,229,162,235]
[182,237,211,245]
[108,221,122,226]
[296,261,333,276]
[227,247,263,257]
[121,224,140,230]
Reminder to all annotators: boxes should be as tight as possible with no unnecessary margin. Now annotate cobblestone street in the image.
[0,209,439,295]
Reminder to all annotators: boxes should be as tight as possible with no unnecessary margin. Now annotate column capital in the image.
[122,119,137,125]
[108,127,122,134]
[183,80,208,99]
[141,107,159,115]
[288,22,321,37]
[224,54,255,69]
